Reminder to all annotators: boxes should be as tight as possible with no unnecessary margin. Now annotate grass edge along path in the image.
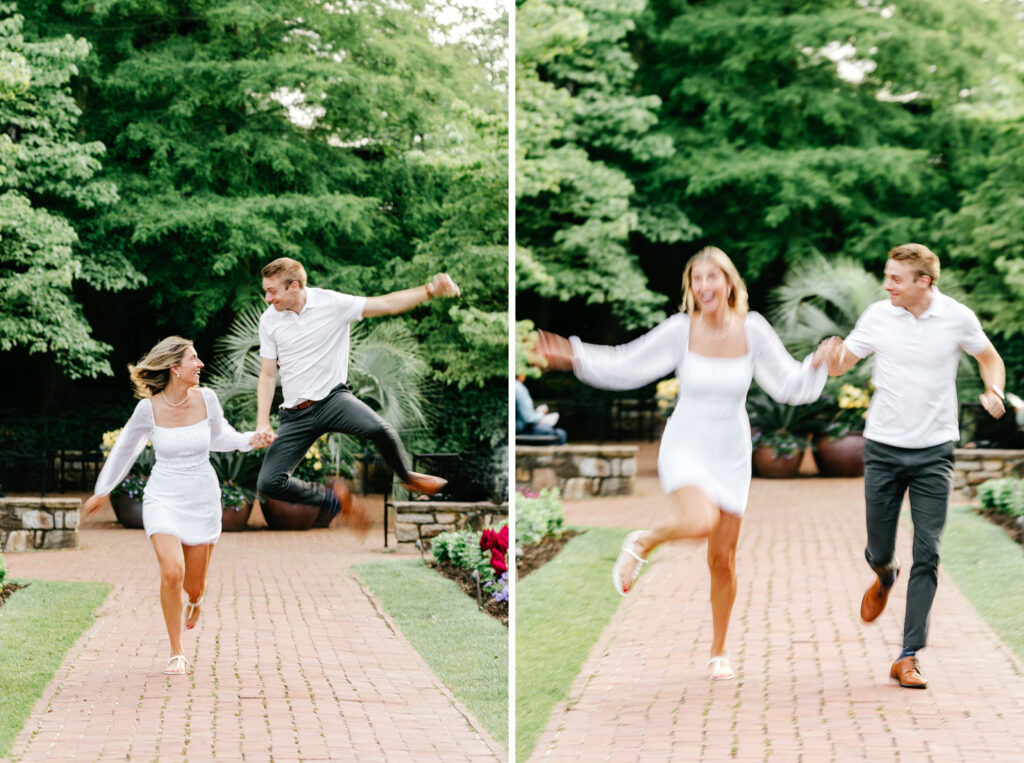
[516,526,628,762]
[0,579,112,759]
[942,502,1024,662]
[355,560,509,750]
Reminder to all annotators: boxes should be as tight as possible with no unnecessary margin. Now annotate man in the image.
[825,243,1006,689]
[254,257,460,530]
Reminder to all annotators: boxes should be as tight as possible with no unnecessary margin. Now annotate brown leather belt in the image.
[287,399,316,411]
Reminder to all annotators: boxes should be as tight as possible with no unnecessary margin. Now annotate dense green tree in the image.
[0,4,127,378]
[637,0,1024,293]
[24,0,507,390]
[516,0,681,330]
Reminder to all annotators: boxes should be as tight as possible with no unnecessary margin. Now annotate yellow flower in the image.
[314,461,322,471]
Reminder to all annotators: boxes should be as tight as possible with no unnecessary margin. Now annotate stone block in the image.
[420,523,453,539]
[620,458,637,477]
[397,513,435,524]
[578,457,611,478]
[562,478,586,501]
[64,511,79,530]
[20,510,54,530]
[42,530,77,550]
[952,473,966,489]
[4,530,32,552]
[957,460,982,472]
[982,460,1006,472]
[434,513,458,523]
[395,523,420,542]
[967,471,1002,485]
[516,468,531,483]
[531,468,558,490]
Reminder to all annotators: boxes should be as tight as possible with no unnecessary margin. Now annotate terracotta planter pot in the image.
[258,496,318,531]
[221,500,252,532]
[813,432,866,477]
[753,445,803,478]
[110,493,145,529]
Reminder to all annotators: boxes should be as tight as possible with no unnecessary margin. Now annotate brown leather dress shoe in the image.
[860,563,900,623]
[401,471,448,496]
[890,655,927,689]
[332,478,372,534]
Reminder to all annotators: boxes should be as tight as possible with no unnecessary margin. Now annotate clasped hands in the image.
[251,427,278,449]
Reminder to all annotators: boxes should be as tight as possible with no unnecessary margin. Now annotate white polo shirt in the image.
[844,290,989,449]
[259,287,366,408]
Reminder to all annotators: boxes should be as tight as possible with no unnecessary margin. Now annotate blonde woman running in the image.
[537,247,833,680]
[83,336,271,675]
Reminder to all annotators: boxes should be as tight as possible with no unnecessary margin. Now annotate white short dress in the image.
[570,312,827,516]
[94,388,255,545]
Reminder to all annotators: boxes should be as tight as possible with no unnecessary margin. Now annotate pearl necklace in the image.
[700,311,734,340]
[162,389,191,408]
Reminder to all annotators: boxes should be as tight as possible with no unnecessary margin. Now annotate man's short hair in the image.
[261,257,307,288]
[888,243,940,286]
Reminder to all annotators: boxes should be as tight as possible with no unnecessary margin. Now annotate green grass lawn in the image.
[355,560,508,749]
[942,502,1024,661]
[515,526,629,762]
[0,579,112,759]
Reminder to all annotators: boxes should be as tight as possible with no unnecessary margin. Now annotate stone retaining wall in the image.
[515,444,637,500]
[392,501,508,549]
[0,497,80,551]
[953,448,1024,497]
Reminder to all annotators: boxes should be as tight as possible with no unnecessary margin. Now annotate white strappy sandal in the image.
[707,655,735,681]
[184,593,205,631]
[612,530,648,596]
[165,654,188,675]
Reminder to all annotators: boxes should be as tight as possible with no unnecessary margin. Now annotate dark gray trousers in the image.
[256,383,411,506]
[863,439,954,652]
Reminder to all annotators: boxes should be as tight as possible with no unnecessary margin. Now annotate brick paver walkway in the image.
[4,496,505,762]
[532,446,1024,762]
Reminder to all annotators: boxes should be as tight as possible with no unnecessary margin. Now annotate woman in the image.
[536,247,834,680]
[83,336,271,676]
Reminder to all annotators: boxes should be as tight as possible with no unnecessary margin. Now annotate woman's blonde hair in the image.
[128,336,194,398]
[680,246,749,316]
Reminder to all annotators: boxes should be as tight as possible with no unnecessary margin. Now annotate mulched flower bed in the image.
[978,509,1024,547]
[0,582,26,611]
[516,530,579,580]
[431,562,508,627]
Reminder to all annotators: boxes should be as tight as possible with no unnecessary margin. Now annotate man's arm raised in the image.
[362,273,461,318]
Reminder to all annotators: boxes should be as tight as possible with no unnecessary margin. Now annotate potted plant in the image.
[101,428,153,529]
[746,386,819,478]
[209,449,258,532]
[813,382,871,477]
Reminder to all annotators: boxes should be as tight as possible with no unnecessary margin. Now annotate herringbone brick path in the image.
[4,496,504,762]
[531,450,1024,762]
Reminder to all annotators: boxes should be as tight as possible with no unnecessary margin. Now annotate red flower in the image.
[480,524,509,574]
[490,549,507,575]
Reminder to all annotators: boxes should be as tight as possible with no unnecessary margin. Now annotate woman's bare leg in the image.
[182,543,214,629]
[707,510,742,657]
[150,534,186,656]
[619,486,720,592]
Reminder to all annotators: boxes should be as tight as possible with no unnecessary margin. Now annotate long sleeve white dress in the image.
[569,312,826,516]
[94,388,255,545]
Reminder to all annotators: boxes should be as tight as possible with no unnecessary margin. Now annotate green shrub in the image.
[430,528,495,583]
[977,478,1024,517]
[0,553,5,588]
[516,488,564,547]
